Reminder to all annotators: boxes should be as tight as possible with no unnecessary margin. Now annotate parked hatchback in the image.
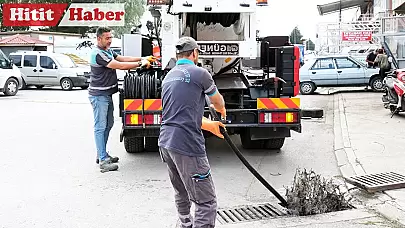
[9,51,90,91]
[299,55,381,95]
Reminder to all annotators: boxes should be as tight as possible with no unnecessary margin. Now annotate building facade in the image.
[315,0,405,67]
[0,31,81,53]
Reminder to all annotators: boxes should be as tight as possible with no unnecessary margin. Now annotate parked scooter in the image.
[382,69,405,117]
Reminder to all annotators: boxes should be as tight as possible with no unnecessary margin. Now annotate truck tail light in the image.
[259,112,298,123]
[126,114,161,125]
[126,114,140,125]
[144,114,162,125]
[256,0,268,6]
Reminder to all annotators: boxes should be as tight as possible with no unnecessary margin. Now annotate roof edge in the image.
[317,0,366,15]
[0,30,82,37]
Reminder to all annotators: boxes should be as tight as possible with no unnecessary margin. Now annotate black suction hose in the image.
[205,96,288,208]
[124,70,160,99]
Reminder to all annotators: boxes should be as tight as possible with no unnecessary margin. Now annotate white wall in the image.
[374,0,390,16]
[37,34,81,52]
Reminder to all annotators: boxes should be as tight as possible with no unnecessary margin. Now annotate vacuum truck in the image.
[118,0,302,153]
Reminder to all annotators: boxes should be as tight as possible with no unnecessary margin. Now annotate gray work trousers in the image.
[159,147,217,228]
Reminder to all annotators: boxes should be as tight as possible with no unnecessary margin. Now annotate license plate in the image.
[86,79,90,82]
[197,43,239,56]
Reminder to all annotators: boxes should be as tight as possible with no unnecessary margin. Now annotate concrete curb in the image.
[333,93,366,178]
[333,93,405,227]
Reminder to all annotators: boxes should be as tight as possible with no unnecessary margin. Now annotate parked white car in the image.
[0,49,23,96]
[9,51,90,91]
[299,55,382,95]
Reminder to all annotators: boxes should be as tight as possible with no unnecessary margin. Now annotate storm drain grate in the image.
[216,203,287,224]
[345,172,405,193]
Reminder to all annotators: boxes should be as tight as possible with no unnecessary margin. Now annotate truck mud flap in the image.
[301,109,324,118]
[120,127,125,142]
[121,127,160,138]
[243,127,291,140]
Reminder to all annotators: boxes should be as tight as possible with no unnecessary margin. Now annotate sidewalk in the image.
[173,91,403,228]
[333,91,405,226]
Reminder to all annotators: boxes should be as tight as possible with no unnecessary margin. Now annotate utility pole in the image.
[338,0,342,53]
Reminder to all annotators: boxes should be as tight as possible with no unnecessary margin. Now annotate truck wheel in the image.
[145,137,159,152]
[124,137,144,153]
[240,130,265,149]
[263,138,285,150]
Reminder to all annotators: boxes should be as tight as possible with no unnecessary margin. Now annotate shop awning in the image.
[317,0,368,15]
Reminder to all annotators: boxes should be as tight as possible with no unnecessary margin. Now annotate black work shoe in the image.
[96,154,119,164]
[100,158,119,173]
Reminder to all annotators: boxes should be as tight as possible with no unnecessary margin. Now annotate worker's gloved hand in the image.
[210,104,226,120]
[140,59,151,68]
[202,117,225,139]
[142,56,157,62]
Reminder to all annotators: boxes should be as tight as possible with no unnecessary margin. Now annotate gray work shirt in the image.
[88,46,119,96]
[158,59,218,157]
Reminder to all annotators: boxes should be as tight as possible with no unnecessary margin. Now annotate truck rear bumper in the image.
[120,108,301,141]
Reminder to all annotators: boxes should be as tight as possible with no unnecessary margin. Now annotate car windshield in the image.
[54,55,77,68]
[349,57,366,67]
[0,49,10,62]
[0,50,11,68]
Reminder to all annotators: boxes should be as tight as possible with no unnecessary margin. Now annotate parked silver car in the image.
[9,51,90,91]
[299,55,382,95]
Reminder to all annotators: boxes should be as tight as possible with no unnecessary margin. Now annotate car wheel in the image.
[370,77,384,91]
[60,78,73,91]
[300,82,316,95]
[3,78,18,96]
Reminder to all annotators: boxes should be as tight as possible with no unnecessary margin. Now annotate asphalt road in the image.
[0,87,339,228]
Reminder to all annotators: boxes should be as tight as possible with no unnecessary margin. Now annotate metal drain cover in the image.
[216,203,287,224]
[345,172,405,193]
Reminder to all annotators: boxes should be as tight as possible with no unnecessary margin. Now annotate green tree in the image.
[290,26,303,44]
[110,0,146,38]
[307,39,315,51]
[0,0,146,37]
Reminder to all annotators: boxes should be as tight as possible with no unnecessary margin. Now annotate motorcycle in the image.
[382,68,405,117]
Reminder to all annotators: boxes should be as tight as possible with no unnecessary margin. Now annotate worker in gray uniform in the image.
[89,26,154,173]
[158,36,227,228]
